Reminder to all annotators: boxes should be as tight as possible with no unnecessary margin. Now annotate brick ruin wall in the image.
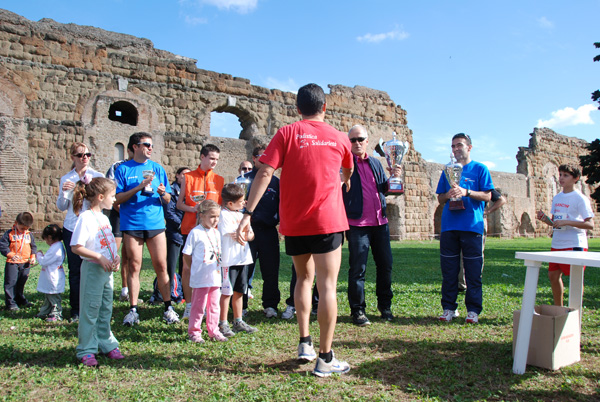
[0,9,598,239]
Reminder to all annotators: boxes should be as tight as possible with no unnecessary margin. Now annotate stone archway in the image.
[78,89,165,174]
[518,212,535,237]
[0,78,28,228]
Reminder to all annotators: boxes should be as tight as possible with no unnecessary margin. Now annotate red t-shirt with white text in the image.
[260,120,353,236]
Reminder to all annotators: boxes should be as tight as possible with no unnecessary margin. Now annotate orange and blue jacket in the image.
[0,225,37,264]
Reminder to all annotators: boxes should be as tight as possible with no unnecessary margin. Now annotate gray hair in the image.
[348,124,368,137]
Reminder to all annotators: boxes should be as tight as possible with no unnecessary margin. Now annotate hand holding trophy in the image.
[374,132,409,195]
[141,170,155,196]
[444,154,465,210]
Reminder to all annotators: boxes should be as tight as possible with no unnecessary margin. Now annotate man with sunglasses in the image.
[240,146,281,319]
[114,132,179,326]
[436,133,494,324]
[342,125,401,326]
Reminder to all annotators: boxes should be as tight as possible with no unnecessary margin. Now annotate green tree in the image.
[580,42,600,205]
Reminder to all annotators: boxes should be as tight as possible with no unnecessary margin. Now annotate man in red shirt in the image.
[237,83,354,377]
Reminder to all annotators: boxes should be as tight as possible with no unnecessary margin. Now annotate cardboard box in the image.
[513,305,580,370]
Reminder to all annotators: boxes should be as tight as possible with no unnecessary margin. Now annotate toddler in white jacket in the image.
[36,224,66,322]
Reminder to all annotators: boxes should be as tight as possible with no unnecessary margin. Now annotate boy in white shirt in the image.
[537,163,594,306]
[217,184,257,335]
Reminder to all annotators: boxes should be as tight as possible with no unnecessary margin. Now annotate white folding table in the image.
[512,251,600,374]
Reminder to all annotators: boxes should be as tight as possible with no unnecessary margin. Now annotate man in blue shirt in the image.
[114,132,179,326]
[436,133,494,324]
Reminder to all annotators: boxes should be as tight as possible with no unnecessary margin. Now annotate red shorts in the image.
[548,247,587,275]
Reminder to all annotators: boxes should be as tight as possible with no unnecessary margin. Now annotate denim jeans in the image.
[346,224,393,314]
[440,230,484,314]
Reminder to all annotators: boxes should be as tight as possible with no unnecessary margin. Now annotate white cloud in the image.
[201,0,257,13]
[263,77,299,94]
[481,161,497,170]
[536,104,597,129]
[184,15,208,25]
[537,16,554,29]
[357,28,409,44]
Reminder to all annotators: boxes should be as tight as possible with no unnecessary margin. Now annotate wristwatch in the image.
[243,209,254,216]
[466,189,472,197]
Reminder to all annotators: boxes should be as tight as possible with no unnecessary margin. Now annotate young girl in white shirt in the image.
[36,224,66,322]
[70,176,123,366]
[182,199,227,343]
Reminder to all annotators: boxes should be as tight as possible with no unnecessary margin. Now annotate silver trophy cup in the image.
[375,132,409,195]
[141,170,154,196]
[234,174,252,198]
[444,154,465,210]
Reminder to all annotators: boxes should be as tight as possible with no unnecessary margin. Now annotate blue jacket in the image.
[244,168,280,227]
[164,181,184,245]
[342,155,389,220]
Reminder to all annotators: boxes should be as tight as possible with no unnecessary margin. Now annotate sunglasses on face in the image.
[73,152,92,158]
[241,167,252,172]
[349,137,367,144]
[137,142,153,149]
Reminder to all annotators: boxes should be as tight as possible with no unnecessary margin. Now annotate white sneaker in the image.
[312,352,350,377]
[163,306,180,324]
[281,305,296,320]
[119,292,129,302]
[123,309,139,326]
[247,289,254,299]
[263,307,277,318]
[439,309,459,322]
[182,303,192,321]
[466,311,479,324]
[297,342,317,362]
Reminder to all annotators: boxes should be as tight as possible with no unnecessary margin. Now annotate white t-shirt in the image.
[70,210,118,262]
[218,208,253,267]
[36,242,66,294]
[551,190,594,249]
[182,225,222,288]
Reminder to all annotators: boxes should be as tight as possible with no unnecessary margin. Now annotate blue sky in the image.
[3,0,599,172]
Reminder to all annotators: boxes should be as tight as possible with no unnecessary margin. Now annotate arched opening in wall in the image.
[433,204,444,238]
[210,111,242,138]
[108,101,138,126]
[518,213,535,237]
[114,143,125,161]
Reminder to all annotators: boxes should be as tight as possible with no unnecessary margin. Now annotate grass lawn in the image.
[1,237,600,401]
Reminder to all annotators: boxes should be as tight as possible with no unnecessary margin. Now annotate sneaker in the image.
[439,309,459,322]
[189,333,205,343]
[264,307,278,318]
[466,311,479,324]
[312,352,351,377]
[352,311,371,327]
[106,348,125,359]
[282,305,296,320]
[119,293,129,302]
[210,333,228,342]
[7,305,19,312]
[247,289,254,299]
[46,315,58,322]
[123,309,139,326]
[163,306,180,324]
[81,354,98,367]
[182,303,192,321]
[219,322,236,338]
[297,342,317,362]
[232,320,258,334]
[380,309,394,321]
